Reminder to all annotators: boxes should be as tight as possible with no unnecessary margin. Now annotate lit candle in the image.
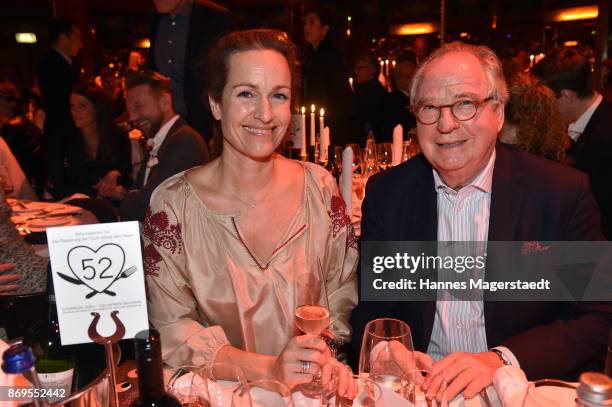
[349,77,354,91]
[529,54,535,67]
[310,104,316,146]
[300,106,306,158]
[378,60,385,87]
[392,60,396,69]
[385,59,390,78]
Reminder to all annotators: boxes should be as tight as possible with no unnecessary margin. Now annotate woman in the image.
[57,83,131,200]
[143,29,358,396]
[301,6,353,146]
[500,73,568,162]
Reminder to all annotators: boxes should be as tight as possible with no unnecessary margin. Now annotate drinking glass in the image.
[294,262,330,397]
[191,362,251,407]
[401,139,420,162]
[358,318,414,399]
[168,365,203,405]
[332,146,343,172]
[249,379,294,407]
[376,143,393,171]
[354,377,384,407]
[346,144,361,173]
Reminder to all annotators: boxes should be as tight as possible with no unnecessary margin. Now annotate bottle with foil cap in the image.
[576,372,612,406]
[2,344,50,407]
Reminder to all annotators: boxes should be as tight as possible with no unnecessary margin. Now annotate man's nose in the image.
[437,107,460,133]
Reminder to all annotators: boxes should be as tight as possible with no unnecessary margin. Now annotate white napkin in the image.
[392,124,403,166]
[341,147,354,216]
[493,365,529,406]
[320,127,330,162]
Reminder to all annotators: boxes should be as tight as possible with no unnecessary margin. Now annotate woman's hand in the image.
[94,170,125,199]
[0,263,20,294]
[270,334,328,389]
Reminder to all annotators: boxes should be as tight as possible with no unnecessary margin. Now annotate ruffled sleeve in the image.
[142,174,230,368]
[305,164,359,344]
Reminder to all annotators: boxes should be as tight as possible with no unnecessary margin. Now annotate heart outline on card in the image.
[61,243,136,299]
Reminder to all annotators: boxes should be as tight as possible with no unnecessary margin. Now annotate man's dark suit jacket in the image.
[149,0,232,141]
[568,99,612,239]
[38,49,79,191]
[350,142,611,380]
[120,117,209,221]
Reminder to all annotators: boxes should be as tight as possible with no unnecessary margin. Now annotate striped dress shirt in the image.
[427,150,495,361]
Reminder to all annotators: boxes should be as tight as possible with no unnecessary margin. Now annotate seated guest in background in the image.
[55,83,132,202]
[532,47,612,239]
[0,81,44,194]
[499,73,567,162]
[351,41,610,401]
[351,53,387,145]
[120,71,209,222]
[376,51,417,143]
[143,29,357,395]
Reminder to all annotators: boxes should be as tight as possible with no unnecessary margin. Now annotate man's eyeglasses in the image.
[413,96,495,125]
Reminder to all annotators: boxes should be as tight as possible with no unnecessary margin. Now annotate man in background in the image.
[149,0,232,146]
[120,71,209,222]
[38,18,82,197]
[533,48,612,239]
[352,53,387,145]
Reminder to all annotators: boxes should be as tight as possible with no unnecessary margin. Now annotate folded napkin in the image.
[341,147,354,216]
[320,126,330,162]
[392,124,403,166]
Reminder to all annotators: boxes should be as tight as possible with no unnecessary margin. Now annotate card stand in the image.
[87,310,126,407]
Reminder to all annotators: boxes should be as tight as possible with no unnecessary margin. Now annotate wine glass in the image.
[168,365,203,405]
[294,262,330,398]
[249,379,294,407]
[358,318,414,399]
[376,143,393,171]
[191,362,252,407]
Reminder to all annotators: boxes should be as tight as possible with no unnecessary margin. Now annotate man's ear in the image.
[209,95,221,120]
[559,89,576,104]
[159,92,173,113]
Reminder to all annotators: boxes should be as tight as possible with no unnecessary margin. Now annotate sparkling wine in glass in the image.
[295,304,330,335]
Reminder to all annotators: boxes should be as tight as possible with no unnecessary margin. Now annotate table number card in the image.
[46,221,148,345]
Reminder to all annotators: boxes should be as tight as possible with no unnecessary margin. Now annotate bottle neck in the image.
[136,351,166,399]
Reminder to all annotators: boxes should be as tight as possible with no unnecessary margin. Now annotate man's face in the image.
[556,90,579,125]
[414,51,504,188]
[355,60,375,83]
[303,12,328,47]
[153,0,185,14]
[62,27,82,58]
[126,84,166,139]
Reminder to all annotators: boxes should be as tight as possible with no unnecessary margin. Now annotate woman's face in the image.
[303,12,328,47]
[209,49,291,161]
[70,93,96,129]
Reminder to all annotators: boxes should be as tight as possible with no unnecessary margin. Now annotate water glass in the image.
[249,379,294,407]
[192,362,251,407]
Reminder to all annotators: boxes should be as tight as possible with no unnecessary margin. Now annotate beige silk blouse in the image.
[142,162,359,368]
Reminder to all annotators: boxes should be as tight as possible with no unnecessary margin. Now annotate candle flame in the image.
[385,59,389,65]
[311,104,315,113]
[320,108,325,117]
[301,106,305,114]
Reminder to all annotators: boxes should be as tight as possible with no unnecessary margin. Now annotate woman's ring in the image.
[300,360,311,374]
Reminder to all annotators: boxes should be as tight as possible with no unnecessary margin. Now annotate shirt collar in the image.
[568,93,602,141]
[52,47,72,65]
[171,0,192,19]
[147,115,180,156]
[433,148,496,194]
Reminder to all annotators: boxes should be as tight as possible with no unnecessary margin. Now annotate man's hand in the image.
[421,351,504,401]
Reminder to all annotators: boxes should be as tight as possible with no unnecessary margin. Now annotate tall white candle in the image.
[349,77,354,91]
[310,104,316,146]
[385,59,390,78]
[319,108,325,140]
[300,106,306,158]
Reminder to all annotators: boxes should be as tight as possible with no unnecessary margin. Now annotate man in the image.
[352,53,387,145]
[149,0,232,143]
[38,18,82,196]
[351,42,610,401]
[532,48,612,239]
[120,71,209,222]
[376,51,417,142]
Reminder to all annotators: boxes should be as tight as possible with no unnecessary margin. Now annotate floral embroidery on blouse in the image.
[142,207,184,277]
[328,195,358,250]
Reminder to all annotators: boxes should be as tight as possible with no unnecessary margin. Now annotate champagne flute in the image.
[376,143,393,171]
[346,144,361,174]
[294,262,330,398]
[358,318,414,399]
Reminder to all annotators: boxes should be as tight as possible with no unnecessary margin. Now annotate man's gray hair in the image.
[409,41,509,109]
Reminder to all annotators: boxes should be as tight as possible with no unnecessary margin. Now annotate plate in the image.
[10,201,49,215]
[26,216,73,231]
[535,386,576,407]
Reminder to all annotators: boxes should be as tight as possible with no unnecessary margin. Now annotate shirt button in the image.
[171,21,176,26]
[168,59,173,64]
[168,39,173,45]
[456,322,463,329]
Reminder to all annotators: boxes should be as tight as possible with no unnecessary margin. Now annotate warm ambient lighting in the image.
[548,6,598,22]
[564,41,579,46]
[15,33,37,43]
[460,32,469,38]
[390,22,438,36]
[136,38,151,49]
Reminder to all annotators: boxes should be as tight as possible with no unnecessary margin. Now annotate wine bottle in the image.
[324,147,340,186]
[22,269,75,403]
[130,329,181,407]
[2,344,50,407]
